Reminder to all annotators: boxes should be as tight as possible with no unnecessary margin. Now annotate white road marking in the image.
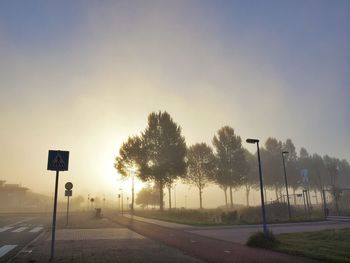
[12,227,28,233]
[29,227,43,233]
[0,226,14,233]
[0,217,35,232]
[7,218,35,228]
[0,245,17,257]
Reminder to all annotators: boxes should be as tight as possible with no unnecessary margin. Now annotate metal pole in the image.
[131,173,134,213]
[50,170,59,261]
[282,153,292,220]
[322,189,328,217]
[121,191,124,215]
[256,142,268,237]
[302,190,307,217]
[87,194,90,211]
[305,190,310,215]
[66,195,70,226]
[174,185,176,209]
[306,185,312,211]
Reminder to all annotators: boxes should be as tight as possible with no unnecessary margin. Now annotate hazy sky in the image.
[1,1,349,207]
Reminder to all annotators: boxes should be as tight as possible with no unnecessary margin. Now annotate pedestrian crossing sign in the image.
[47,150,69,171]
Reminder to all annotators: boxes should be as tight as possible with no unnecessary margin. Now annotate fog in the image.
[1,1,349,210]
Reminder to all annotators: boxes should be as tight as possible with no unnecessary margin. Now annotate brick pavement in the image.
[11,212,204,263]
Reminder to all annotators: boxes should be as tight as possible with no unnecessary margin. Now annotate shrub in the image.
[221,211,238,223]
[246,231,279,249]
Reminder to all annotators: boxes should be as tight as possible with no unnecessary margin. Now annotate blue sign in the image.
[47,150,69,171]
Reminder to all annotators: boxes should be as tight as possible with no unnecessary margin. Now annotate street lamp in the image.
[119,188,124,215]
[174,184,177,209]
[87,193,90,211]
[127,167,137,214]
[246,138,268,237]
[282,151,292,220]
[131,173,134,213]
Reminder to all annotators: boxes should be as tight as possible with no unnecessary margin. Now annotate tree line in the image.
[115,111,350,210]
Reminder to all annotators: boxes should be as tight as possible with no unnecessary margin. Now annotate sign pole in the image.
[66,195,70,226]
[50,170,59,261]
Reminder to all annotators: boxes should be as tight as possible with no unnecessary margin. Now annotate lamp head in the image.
[246,138,259,144]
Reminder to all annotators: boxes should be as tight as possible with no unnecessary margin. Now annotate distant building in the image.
[0,180,29,210]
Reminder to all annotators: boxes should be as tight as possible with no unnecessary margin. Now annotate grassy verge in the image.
[134,209,324,226]
[274,228,350,263]
[134,210,225,226]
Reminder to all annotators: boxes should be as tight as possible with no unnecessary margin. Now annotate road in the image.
[0,213,50,262]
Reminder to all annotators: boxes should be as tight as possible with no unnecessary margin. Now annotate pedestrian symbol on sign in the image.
[47,150,69,171]
[52,154,64,167]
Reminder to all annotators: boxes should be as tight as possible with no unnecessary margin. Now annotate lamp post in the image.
[103,194,106,210]
[87,194,90,211]
[131,173,134,213]
[282,151,292,220]
[246,138,268,237]
[174,184,177,209]
[127,167,136,214]
[119,188,123,215]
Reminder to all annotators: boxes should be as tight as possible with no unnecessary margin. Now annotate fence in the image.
[323,188,350,216]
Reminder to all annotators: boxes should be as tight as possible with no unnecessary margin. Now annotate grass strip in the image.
[275,228,350,263]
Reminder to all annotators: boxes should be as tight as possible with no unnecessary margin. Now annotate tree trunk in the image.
[224,188,228,210]
[314,190,318,204]
[230,186,233,209]
[168,186,172,210]
[279,188,283,202]
[320,188,325,211]
[293,188,297,205]
[275,186,279,202]
[159,180,164,211]
[245,185,250,207]
[199,187,203,210]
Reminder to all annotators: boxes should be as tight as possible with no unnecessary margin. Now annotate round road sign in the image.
[65,182,73,190]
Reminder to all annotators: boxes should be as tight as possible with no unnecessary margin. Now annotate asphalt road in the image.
[0,213,50,262]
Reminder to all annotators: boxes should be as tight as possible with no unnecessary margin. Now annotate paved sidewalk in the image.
[123,214,195,229]
[125,213,350,244]
[11,212,204,263]
[189,220,350,244]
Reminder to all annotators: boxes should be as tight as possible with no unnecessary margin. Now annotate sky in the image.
[1,1,349,208]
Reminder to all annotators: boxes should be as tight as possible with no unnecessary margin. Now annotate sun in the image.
[102,161,145,198]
